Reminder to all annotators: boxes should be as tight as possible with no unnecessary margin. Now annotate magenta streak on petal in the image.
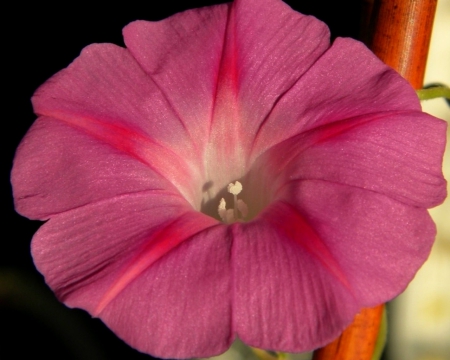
[206,4,248,185]
[209,4,238,135]
[263,202,354,296]
[40,110,200,205]
[267,111,408,187]
[94,211,220,316]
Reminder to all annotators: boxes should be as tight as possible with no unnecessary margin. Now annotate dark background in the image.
[3,1,362,359]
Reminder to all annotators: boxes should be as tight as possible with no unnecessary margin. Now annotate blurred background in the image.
[2,0,449,359]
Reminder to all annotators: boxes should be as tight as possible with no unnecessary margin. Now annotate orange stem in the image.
[369,0,437,89]
[312,305,384,360]
[312,0,437,359]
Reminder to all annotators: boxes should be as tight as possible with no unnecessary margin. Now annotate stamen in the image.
[227,181,242,195]
[217,181,248,223]
[218,198,227,222]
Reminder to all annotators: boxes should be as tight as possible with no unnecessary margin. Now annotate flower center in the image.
[217,181,248,223]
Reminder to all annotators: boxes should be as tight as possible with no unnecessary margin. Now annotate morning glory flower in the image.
[11,0,447,358]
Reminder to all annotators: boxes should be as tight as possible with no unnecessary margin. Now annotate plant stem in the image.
[417,86,450,101]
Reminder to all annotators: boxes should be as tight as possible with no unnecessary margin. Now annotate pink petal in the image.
[230,0,330,128]
[232,203,358,352]
[31,43,203,175]
[31,191,231,358]
[258,111,447,209]
[250,37,423,159]
[100,224,232,358]
[233,177,436,351]
[280,180,437,306]
[12,116,198,220]
[123,4,229,144]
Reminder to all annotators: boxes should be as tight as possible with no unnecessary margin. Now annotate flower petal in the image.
[259,111,447,208]
[100,224,232,358]
[232,204,358,352]
[123,4,229,144]
[12,116,197,220]
[31,43,203,176]
[233,177,437,351]
[250,37,423,158]
[280,179,437,306]
[31,191,231,358]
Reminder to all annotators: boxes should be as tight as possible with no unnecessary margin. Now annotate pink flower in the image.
[11,0,447,358]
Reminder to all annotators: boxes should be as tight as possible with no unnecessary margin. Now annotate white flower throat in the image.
[218,181,248,223]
